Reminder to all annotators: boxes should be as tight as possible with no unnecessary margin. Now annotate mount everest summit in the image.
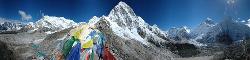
[191,17,250,45]
[0,1,250,60]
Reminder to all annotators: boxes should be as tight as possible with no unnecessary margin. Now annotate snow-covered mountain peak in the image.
[151,24,159,30]
[93,2,169,45]
[109,1,136,17]
[88,16,100,27]
[198,17,250,45]
[108,1,140,28]
[191,18,216,39]
[206,17,212,20]
[0,18,23,32]
[246,19,250,27]
[36,16,77,28]
[169,26,190,33]
[201,17,216,27]
[89,16,99,23]
[183,26,190,33]
[167,26,191,41]
[33,16,77,34]
[248,19,250,22]
[152,24,158,27]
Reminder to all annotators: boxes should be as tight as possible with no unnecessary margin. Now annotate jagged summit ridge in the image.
[109,1,136,17]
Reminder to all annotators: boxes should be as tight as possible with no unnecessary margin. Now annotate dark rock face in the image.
[137,27,146,38]
[215,31,233,45]
[224,43,245,60]
[222,37,250,60]
[0,31,19,34]
[0,41,15,60]
[168,43,200,57]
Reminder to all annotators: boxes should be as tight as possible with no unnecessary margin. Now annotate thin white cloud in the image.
[227,0,236,4]
[18,10,32,21]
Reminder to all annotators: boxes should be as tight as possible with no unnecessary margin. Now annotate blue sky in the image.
[0,0,250,30]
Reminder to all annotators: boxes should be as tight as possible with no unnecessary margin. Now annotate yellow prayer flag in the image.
[74,29,83,40]
[82,40,94,48]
